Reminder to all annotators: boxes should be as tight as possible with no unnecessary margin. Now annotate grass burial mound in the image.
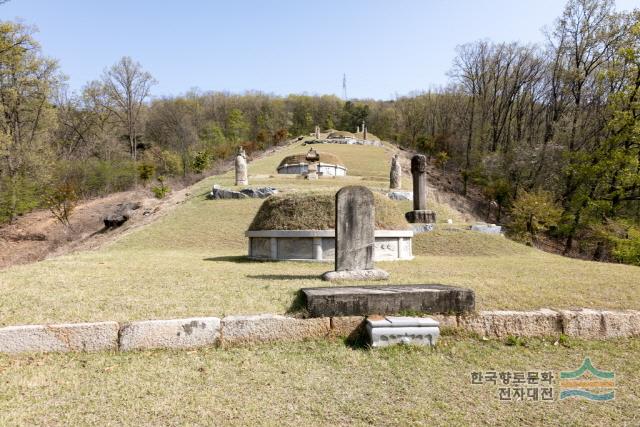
[277,152,344,169]
[248,191,410,231]
[326,129,381,141]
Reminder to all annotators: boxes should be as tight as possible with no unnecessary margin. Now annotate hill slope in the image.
[0,140,639,326]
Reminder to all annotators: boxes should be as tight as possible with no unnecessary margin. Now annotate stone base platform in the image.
[366,316,440,348]
[301,284,475,317]
[321,269,390,282]
[246,230,414,262]
[405,210,436,223]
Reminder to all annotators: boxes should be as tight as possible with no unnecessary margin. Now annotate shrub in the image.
[44,181,78,229]
[151,176,170,199]
[191,151,210,174]
[610,225,640,266]
[0,176,40,223]
[138,163,156,186]
[509,189,562,243]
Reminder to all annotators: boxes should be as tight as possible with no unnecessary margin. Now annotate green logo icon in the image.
[559,358,615,401]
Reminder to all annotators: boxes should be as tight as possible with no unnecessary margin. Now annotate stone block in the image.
[119,317,221,351]
[321,268,389,282]
[302,284,475,317]
[405,210,436,224]
[388,191,413,201]
[459,310,561,338]
[470,224,502,235]
[221,315,330,346]
[601,310,640,338]
[0,322,119,354]
[560,309,604,339]
[366,316,440,348]
[411,223,435,234]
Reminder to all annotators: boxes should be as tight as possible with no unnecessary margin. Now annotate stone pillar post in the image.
[405,154,436,223]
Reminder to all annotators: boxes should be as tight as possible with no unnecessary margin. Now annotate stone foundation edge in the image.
[0,309,638,354]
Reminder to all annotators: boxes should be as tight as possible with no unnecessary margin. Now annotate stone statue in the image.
[390,154,401,189]
[235,147,248,186]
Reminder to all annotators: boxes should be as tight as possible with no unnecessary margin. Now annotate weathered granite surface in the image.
[302,284,475,317]
[220,314,330,345]
[208,185,277,200]
[335,186,375,271]
[103,202,141,228]
[119,317,220,350]
[390,154,402,190]
[458,309,562,338]
[235,147,248,185]
[321,268,390,282]
[388,191,413,201]
[406,154,436,223]
[0,322,119,354]
[470,223,503,235]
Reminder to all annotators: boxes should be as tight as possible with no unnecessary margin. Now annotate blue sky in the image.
[2,0,639,99]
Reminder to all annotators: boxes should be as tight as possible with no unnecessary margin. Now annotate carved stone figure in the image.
[390,154,401,189]
[235,147,248,186]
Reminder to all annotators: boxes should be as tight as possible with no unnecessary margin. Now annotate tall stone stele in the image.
[389,154,402,189]
[322,186,389,281]
[235,147,248,186]
[405,154,436,223]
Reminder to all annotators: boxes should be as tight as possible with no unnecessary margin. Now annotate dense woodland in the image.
[1,0,639,264]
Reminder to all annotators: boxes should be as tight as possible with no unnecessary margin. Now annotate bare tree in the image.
[99,56,156,160]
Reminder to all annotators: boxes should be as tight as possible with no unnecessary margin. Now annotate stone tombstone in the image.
[314,125,320,139]
[363,125,367,141]
[405,154,436,223]
[390,154,401,189]
[335,186,375,271]
[235,147,248,186]
[322,186,389,281]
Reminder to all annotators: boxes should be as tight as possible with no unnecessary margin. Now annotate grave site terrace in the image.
[2,2,640,423]
[1,137,639,425]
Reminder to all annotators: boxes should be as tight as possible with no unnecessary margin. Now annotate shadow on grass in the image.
[203,256,256,263]
[286,290,307,315]
[247,274,319,281]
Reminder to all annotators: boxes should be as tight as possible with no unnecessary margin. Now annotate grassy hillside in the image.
[0,141,639,325]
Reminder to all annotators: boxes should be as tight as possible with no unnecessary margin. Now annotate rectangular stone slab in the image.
[334,186,375,271]
[301,284,475,317]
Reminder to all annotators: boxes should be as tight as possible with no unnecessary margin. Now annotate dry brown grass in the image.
[0,337,638,425]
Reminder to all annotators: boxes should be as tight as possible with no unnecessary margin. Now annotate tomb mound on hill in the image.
[248,192,410,231]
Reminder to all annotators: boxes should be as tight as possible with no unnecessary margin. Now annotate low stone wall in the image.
[277,162,347,177]
[245,229,414,262]
[0,309,638,355]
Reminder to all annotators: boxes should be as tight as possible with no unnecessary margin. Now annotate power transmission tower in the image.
[342,73,348,100]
